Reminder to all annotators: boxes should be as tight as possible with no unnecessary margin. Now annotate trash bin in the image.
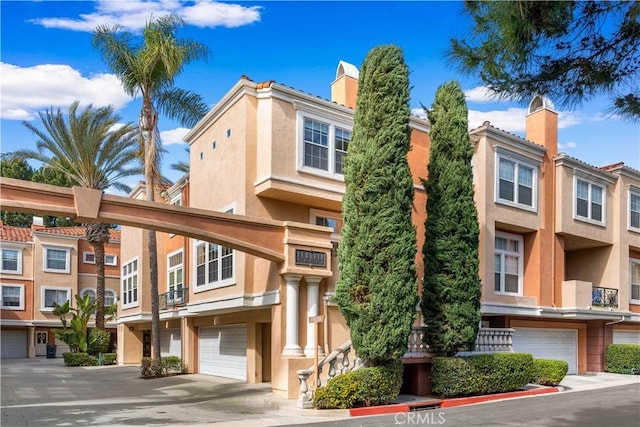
[46,344,57,358]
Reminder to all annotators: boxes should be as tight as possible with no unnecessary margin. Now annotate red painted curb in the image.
[440,387,560,408]
[348,387,560,416]
[350,403,410,417]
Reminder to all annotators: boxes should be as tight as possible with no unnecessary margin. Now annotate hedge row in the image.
[313,361,403,409]
[605,344,640,374]
[62,352,116,366]
[531,359,568,386]
[431,353,534,397]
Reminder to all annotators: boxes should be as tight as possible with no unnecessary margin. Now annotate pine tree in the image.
[421,81,481,356]
[335,45,417,364]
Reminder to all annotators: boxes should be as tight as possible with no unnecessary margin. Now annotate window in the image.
[0,248,22,274]
[81,288,117,307]
[1,284,24,310]
[311,209,343,255]
[194,241,234,290]
[495,153,537,210]
[575,178,605,224]
[631,260,640,304]
[83,252,117,266]
[122,258,139,307]
[168,250,184,302]
[300,115,352,176]
[44,246,71,273]
[494,232,523,295]
[630,190,640,232]
[42,287,70,310]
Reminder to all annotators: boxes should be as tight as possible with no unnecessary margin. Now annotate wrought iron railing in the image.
[592,286,618,308]
[159,287,188,310]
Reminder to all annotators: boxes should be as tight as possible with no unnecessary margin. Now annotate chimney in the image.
[525,95,558,156]
[331,60,359,109]
[31,216,45,230]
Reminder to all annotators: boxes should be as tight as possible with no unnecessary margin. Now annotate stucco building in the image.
[0,218,120,358]
[116,61,640,397]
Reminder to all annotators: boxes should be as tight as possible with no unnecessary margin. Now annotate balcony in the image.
[592,286,618,308]
[159,287,188,310]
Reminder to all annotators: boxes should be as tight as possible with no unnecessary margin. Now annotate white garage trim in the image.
[1,329,27,358]
[512,327,578,374]
[199,325,247,381]
[160,328,182,358]
[613,330,640,345]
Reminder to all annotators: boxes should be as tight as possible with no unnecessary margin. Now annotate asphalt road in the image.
[291,383,640,427]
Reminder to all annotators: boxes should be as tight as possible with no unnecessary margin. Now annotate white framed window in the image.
[121,258,139,308]
[631,259,640,304]
[80,288,117,307]
[193,207,234,292]
[1,284,25,310]
[495,150,538,211]
[0,247,22,274]
[42,286,70,311]
[629,189,640,232]
[494,232,524,295]
[574,177,605,225]
[167,250,184,302]
[311,209,343,255]
[298,111,352,178]
[43,246,71,273]
[82,252,118,266]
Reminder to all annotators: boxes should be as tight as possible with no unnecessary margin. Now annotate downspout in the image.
[605,316,625,326]
[551,156,556,309]
[323,295,329,353]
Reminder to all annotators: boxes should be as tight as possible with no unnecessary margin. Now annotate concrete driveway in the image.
[0,358,348,426]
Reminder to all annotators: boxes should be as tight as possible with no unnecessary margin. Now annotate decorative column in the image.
[282,274,303,355]
[304,276,322,357]
[28,326,36,358]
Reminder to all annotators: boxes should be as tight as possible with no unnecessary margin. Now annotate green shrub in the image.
[62,352,98,367]
[88,328,111,355]
[313,360,403,409]
[431,353,534,397]
[605,344,640,374]
[532,359,568,386]
[163,355,184,373]
[140,356,185,378]
[102,353,117,365]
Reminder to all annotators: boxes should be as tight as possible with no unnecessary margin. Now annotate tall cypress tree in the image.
[421,81,481,356]
[335,45,417,364]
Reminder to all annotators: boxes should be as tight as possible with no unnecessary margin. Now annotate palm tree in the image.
[16,101,140,329]
[93,15,209,360]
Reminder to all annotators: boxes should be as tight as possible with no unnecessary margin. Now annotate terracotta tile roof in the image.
[599,162,625,172]
[38,226,121,240]
[470,121,545,150]
[0,223,33,243]
[1,224,120,242]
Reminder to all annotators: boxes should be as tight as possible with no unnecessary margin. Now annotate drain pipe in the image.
[605,316,625,326]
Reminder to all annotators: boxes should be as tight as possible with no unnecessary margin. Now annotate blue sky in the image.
[2,0,639,188]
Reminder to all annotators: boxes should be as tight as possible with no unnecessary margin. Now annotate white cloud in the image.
[468,108,528,132]
[1,62,131,120]
[31,0,261,32]
[464,86,501,103]
[558,141,577,150]
[160,127,190,145]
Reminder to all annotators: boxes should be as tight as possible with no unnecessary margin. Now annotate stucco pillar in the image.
[28,326,36,358]
[282,274,303,356]
[304,276,322,357]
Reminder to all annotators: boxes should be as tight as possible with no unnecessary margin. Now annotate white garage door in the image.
[199,325,247,380]
[1,330,27,358]
[55,337,71,358]
[613,330,640,345]
[512,327,578,374]
[160,328,182,358]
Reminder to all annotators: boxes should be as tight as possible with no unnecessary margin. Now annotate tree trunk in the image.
[141,100,161,361]
[86,222,110,330]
